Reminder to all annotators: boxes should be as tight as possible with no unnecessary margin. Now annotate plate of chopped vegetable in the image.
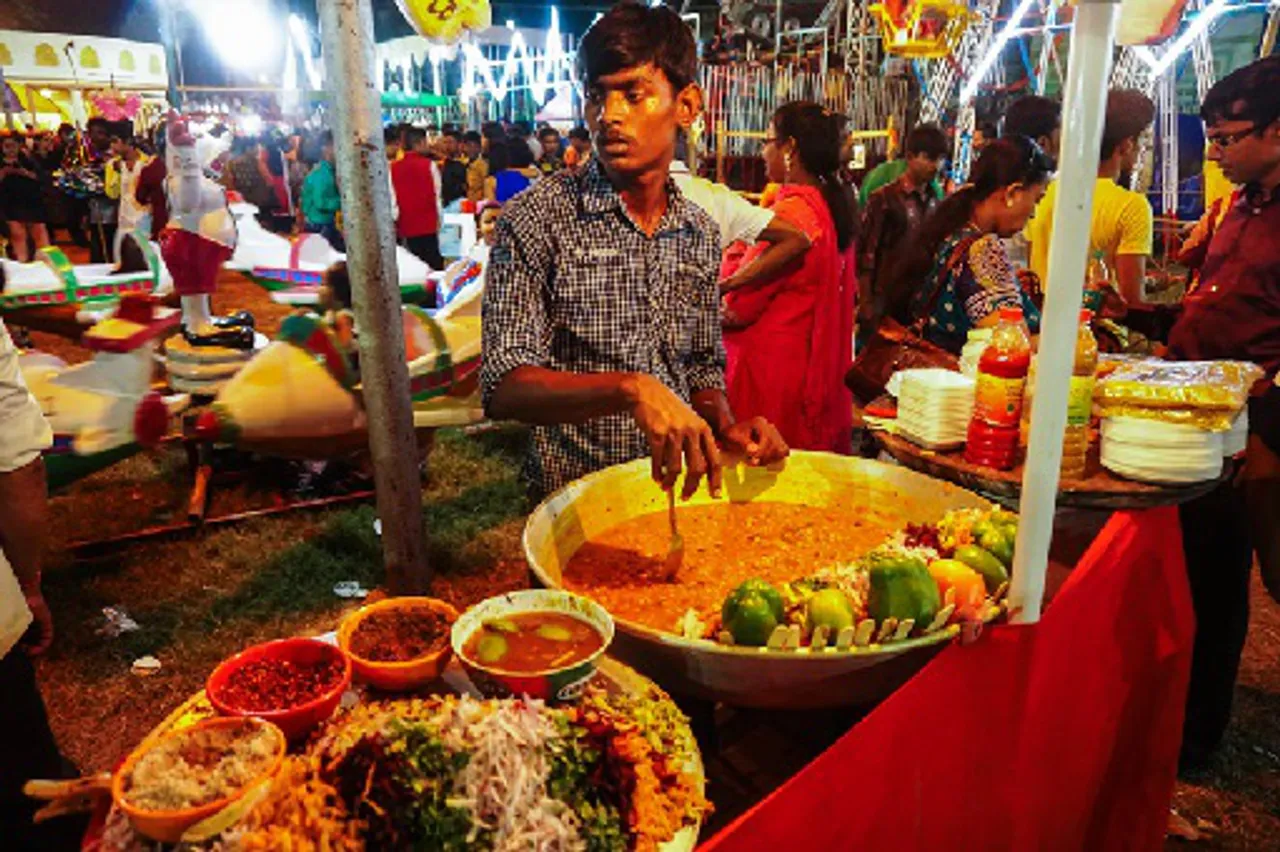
[96,654,707,852]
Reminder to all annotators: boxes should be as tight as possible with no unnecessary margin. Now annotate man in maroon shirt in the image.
[1166,56,1280,769]
[390,127,444,269]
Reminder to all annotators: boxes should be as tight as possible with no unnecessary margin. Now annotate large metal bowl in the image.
[524,451,994,709]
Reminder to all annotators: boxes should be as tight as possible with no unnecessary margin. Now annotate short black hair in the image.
[404,126,426,147]
[514,120,533,136]
[976,121,998,138]
[442,128,460,140]
[318,130,334,147]
[905,123,949,159]
[1101,89,1155,160]
[568,126,590,142]
[1201,55,1280,130]
[577,2,698,92]
[507,139,534,169]
[487,140,511,172]
[481,121,504,141]
[1003,96,1061,142]
[324,262,352,310]
[538,126,560,141]
[87,117,110,132]
[462,130,482,145]
[384,126,401,145]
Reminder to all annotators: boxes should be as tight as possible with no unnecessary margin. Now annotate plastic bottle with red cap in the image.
[964,306,1031,470]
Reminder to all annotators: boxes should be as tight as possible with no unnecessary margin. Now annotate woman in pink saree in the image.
[721,102,858,453]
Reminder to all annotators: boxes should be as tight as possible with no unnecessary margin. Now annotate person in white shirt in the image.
[668,155,811,292]
[107,132,153,261]
[0,318,83,847]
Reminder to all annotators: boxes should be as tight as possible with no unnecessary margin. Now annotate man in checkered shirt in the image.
[481,3,789,499]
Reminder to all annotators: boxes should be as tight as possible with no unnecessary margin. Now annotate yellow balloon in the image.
[396,0,493,45]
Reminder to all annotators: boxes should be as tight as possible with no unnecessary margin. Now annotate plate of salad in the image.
[96,656,708,852]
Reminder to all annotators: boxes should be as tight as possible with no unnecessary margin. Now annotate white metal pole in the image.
[1008,0,1120,624]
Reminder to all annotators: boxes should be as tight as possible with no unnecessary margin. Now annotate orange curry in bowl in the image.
[560,503,899,633]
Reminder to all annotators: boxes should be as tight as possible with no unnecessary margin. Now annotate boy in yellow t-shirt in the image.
[1025,89,1156,305]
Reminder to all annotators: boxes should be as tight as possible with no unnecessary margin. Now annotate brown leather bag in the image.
[845,316,959,404]
[846,235,974,404]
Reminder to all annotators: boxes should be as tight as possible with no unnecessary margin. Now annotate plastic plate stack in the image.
[895,369,975,450]
[1100,417,1225,484]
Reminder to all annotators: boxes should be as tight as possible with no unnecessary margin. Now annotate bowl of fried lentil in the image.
[206,637,352,739]
[113,716,286,842]
[337,596,460,691]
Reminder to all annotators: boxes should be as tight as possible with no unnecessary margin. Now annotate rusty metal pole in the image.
[318,0,431,595]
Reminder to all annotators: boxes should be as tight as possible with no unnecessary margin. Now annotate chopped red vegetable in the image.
[216,657,345,712]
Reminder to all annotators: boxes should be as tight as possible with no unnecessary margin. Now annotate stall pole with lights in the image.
[317,0,432,595]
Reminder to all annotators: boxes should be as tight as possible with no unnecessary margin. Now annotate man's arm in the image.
[1115,195,1154,305]
[719,216,811,293]
[1113,254,1148,306]
[0,458,48,591]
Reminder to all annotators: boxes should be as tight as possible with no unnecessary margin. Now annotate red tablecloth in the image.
[701,508,1192,851]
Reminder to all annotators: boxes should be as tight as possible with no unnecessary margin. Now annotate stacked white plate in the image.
[895,369,975,450]
[1100,416,1225,484]
[1224,408,1249,457]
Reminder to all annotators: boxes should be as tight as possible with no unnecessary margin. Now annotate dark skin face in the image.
[462,140,481,159]
[1207,116,1280,189]
[905,151,943,185]
[584,62,700,184]
[88,125,111,153]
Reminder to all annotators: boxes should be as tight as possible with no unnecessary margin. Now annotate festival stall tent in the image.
[0,30,169,128]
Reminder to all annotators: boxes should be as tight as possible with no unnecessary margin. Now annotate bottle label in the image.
[1067,376,1095,427]
[974,373,1025,427]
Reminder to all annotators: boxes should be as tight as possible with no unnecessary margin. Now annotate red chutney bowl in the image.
[206,638,352,741]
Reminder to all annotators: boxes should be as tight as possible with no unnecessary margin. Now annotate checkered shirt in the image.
[481,158,725,497]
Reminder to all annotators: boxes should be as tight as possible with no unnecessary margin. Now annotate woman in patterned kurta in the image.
[885,137,1053,356]
[913,224,1043,354]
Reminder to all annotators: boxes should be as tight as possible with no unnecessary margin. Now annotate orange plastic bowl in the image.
[112,716,285,843]
[337,597,459,692]
[206,637,351,740]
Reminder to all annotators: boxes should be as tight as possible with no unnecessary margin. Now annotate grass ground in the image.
[18,254,1280,848]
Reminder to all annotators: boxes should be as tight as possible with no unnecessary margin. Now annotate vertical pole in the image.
[1008,0,1119,623]
[161,0,184,110]
[318,0,432,595]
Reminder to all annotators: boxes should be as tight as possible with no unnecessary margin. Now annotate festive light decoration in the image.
[1132,0,1228,76]
[458,8,572,103]
[91,90,142,121]
[869,0,971,59]
[959,0,1037,103]
[395,0,492,45]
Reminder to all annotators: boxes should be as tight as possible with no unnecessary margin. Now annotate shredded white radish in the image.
[425,696,587,851]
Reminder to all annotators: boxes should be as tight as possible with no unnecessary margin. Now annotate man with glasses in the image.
[1166,56,1280,769]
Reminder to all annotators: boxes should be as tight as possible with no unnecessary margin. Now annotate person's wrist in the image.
[618,373,648,410]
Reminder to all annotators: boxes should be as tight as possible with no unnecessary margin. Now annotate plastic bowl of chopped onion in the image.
[113,716,286,843]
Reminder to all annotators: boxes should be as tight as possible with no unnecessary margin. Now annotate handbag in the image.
[846,236,974,404]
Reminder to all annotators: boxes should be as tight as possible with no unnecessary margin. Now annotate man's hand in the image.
[721,416,790,467]
[22,587,53,657]
[626,374,723,500]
